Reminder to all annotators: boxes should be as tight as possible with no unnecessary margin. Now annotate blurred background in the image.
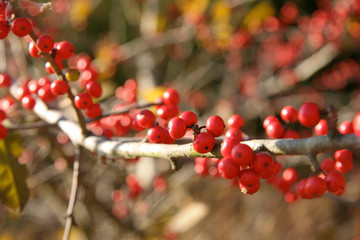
[1,0,360,239]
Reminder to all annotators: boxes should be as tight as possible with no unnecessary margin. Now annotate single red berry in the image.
[304,176,327,198]
[16,85,30,100]
[282,129,299,139]
[252,153,274,178]
[74,92,93,109]
[263,115,279,129]
[36,34,54,52]
[0,19,9,39]
[37,83,56,102]
[153,176,167,193]
[217,157,240,179]
[338,120,353,134]
[28,41,41,58]
[135,109,156,128]
[284,191,299,203]
[195,157,209,176]
[163,88,180,105]
[334,158,353,173]
[280,105,298,123]
[314,119,328,135]
[55,41,74,59]
[206,115,225,137]
[297,179,312,199]
[282,167,299,184]
[335,149,353,163]
[168,117,187,139]
[38,76,51,86]
[124,78,137,91]
[227,114,244,129]
[0,124,7,138]
[76,54,92,71]
[147,126,168,143]
[298,102,320,127]
[50,80,69,96]
[85,103,102,119]
[179,111,198,126]
[11,17,31,37]
[325,170,346,193]
[266,121,284,138]
[157,104,179,120]
[27,79,40,94]
[220,137,239,158]
[231,143,254,166]
[272,161,283,176]
[225,128,242,140]
[0,72,11,87]
[21,95,36,109]
[86,81,102,98]
[238,169,261,194]
[353,112,360,138]
[320,158,335,173]
[193,132,216,153]
[132,118,146,132]
[79,67,98,86]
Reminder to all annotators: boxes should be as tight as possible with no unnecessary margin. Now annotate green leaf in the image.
[0,132,29,212]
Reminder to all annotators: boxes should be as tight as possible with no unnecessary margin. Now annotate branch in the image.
[27,95,360,161]
[62,146,81,240]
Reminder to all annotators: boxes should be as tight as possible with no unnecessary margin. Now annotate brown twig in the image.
[62,146,81,240]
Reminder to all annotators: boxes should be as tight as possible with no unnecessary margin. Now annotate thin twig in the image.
[62,146,81,240]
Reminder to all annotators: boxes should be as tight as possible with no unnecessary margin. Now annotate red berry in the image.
[220,137,238,158]
[238,169,261,194]
[28,41,41,58]
[334,158,353,173]
[282,129,299,139]
[21,95,36,109]
[86,81,102,98]
[11,17,31,37]
[163,88,180,105]
[231,143,254,166]
[0,124,7,138]
[135,110,156,128]
[227,114,244,129]
[85,103,102,119]
[147,126,168,143]
[27,79,40,94]
[320,158,335,173]
[263,115,279,129]
[296,178,312,199]
[153,176,167,192]
[0,19,9,39]
[353,112,360,138]
[217,157,240,179]
[325,170,346,193]
[252,153,274,178]
[16,85,30,100]
[36,34,54,52]
[335,149,353,163]
[55,41,75,59]
[282,167,299,184]
[76,54,92,71]
[168,117,187,139]
[225,128,242,140]
[132,118,146,132]
[157,104,179,120]
[206,115,225,137]
[314,119,328,135]
[79,67,98,86]
[179,111,198,126]
[194,157,209,176]
[37,83,56,102]
[74,92,93,109]
[298,102,320,127]
[265,121,284,138]
[280,105,298,123]
[304,176,326,198]
[338,120,353,134]
[0,72,11,87]
[50,80,69,96]
[193,132,215,153]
